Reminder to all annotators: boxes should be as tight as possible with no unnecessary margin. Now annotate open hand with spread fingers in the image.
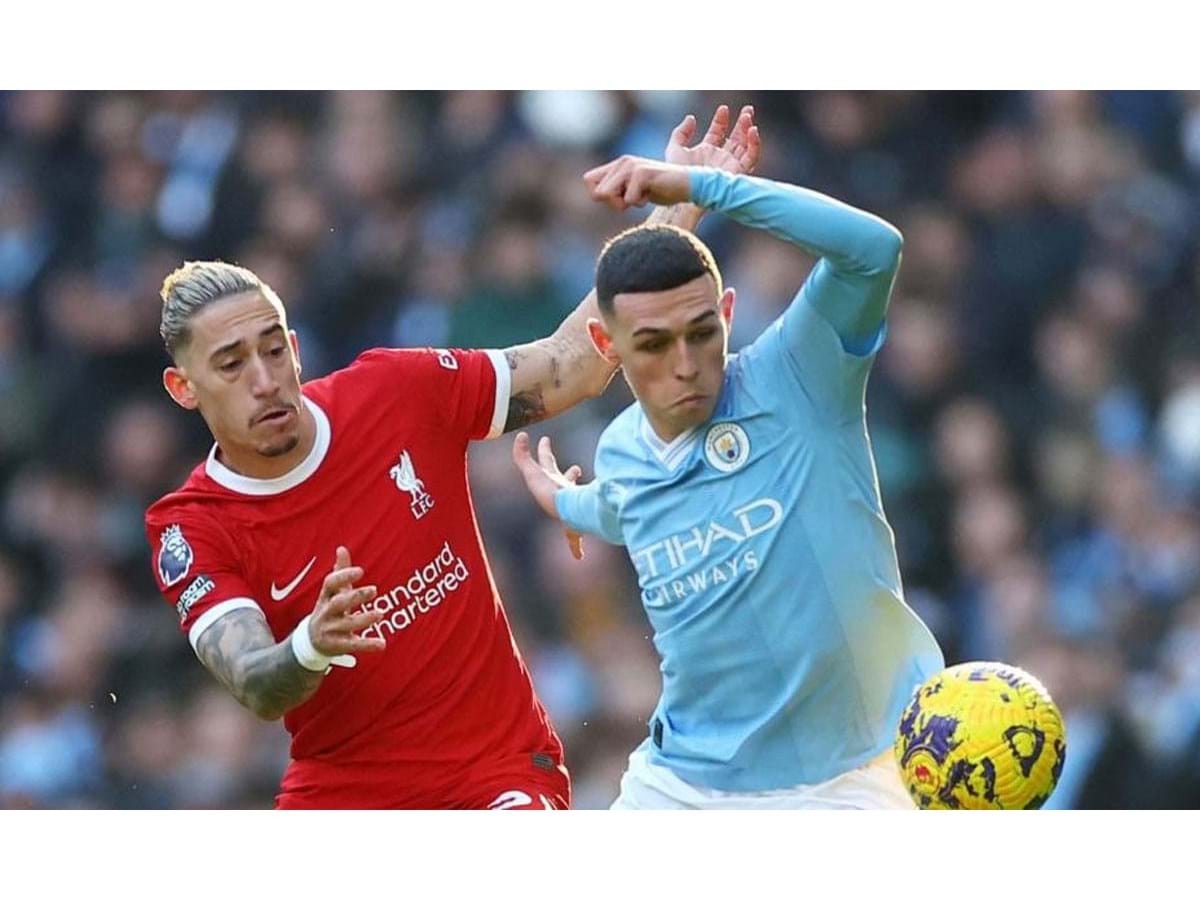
[664,103,762,177]
[512,432,588,560]
[306,546,388,665]
[586,103,762,213]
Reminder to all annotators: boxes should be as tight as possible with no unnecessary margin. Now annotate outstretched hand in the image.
[586,103,764,214]
[307,546,387,666]
[664,103,761,177]
[512,432,587,560]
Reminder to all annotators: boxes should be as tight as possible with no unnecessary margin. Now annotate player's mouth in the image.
[252,404,296,427]
[674,393,708,407]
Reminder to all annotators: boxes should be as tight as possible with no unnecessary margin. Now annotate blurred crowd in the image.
[1,91,1198,809]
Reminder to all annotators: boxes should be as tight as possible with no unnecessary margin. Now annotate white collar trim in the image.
[205,396,331,496]
[639,416,699,473]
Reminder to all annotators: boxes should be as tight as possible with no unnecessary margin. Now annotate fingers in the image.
[538,436,585,481]
[318,552,374,614]
[323,546,359,597]
[726,104,754,151]
[668,113,697,149]
[316,606,384,644]
[310,583,386,655]
[585,161,630,211]
[596,164,633,205]
[537,435,560,474]
[566,529,584,561]
[585,158,624,190]
[337,637,387,655]
[585,155,666,211]
[740,125,762,172]
[314,583,378,630]
[328,584,378,614]
[700,104,730,146]
[623,169,648,206]
[584,161,622,205]
[309,549,390,657]
[725,110,761,174]
[513,431,534,468]
[583,161,609,189]
[340,606,386,633]
[321,634,388,656]
[515,434,553,513]
[321,563,365,599]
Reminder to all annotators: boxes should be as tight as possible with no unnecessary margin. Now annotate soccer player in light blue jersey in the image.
[512,153,945,809]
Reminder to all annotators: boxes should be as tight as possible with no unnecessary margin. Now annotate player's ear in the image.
[163,366,198,410]
[289,329,302,377]
[719,287,736,331]
[587,317,619,364]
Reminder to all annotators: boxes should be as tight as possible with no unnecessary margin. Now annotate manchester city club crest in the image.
[704,422,751,473]
[158,524,194,587]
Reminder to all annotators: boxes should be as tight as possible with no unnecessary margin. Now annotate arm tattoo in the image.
[648,202,703,231]
[501,296,613,430]
[195,608,324,720]
[503,344,562,432]
[505,385,548,432]
[494,202,702,432]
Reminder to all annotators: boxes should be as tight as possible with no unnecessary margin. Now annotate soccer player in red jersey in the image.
[144,104,761,809]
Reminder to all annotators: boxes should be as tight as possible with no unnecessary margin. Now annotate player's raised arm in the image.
[194,548,386,720]
[584,155,902,356]
[499,105,762,433]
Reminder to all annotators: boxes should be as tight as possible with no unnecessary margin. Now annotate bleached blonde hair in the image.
[159,260,282,359]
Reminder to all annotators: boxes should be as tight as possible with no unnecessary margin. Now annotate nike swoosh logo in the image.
[270,556,317,601]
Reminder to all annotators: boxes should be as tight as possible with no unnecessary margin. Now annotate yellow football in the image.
[895,662,1067,809]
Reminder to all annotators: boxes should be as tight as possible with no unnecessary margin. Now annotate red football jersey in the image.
[145,347,568,808]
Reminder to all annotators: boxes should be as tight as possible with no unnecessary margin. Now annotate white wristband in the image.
[290,614,333,673]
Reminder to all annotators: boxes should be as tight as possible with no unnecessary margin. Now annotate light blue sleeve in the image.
[554,479,625,546]
[689,168,902,422]
[688,168,902,354]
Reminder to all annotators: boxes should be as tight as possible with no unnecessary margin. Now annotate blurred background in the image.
[0,90,1198,809]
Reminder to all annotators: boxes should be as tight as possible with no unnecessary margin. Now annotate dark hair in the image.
[595,224,722,317]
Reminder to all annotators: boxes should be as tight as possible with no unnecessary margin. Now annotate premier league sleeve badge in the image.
[158,523,195,588]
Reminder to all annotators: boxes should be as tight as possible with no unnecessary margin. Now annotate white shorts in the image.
[610,745,915,810]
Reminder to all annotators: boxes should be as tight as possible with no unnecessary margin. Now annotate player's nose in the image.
[248,357,281,398]
[673,341,700,380]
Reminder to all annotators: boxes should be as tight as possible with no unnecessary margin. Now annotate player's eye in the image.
[637,339,668,353]
[219,359,242,373]
[267,345,286,358]
[689,328,717,343]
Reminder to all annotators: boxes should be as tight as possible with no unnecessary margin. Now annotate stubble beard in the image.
[259,434,301,458]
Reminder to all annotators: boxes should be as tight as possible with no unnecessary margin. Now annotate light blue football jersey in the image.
[555,169,945,791]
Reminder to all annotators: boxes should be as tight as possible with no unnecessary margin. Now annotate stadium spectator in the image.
[1,91,1198,807]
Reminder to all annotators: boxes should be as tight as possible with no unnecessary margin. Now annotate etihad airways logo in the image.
[630,498,783,609]
[355,541,469,642]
